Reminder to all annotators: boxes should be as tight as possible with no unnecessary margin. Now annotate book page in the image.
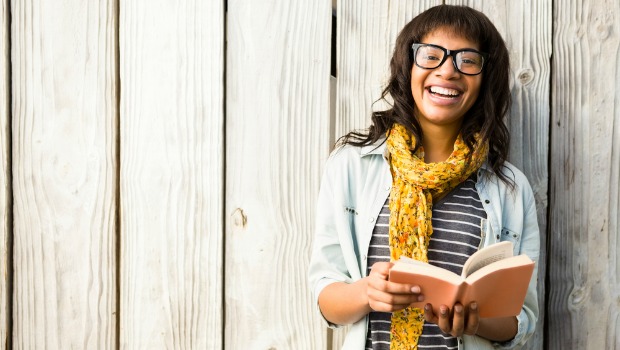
[461,241,513,278]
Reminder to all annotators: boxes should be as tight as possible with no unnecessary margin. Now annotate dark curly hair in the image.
[340,5,512,184]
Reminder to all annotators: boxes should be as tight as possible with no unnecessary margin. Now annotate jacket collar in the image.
[360,137,387,158]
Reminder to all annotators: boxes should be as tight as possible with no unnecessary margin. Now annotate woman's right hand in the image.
[317,262,424,325]
[366,262,424,312]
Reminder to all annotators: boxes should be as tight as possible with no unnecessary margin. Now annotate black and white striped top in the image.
[365,176,486,350]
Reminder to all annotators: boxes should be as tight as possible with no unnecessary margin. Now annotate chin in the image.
[424,113,465,126]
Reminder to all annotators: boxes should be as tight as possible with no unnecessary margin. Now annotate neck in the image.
[420,123,461,163]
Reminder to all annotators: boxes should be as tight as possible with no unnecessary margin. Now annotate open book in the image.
[388,241,535,318]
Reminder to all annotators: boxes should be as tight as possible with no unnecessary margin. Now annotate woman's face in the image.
[410,28,482,133]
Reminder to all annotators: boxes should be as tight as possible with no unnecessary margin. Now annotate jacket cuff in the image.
[492,309,529,348]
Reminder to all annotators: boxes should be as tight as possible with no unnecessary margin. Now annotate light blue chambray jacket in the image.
[308,138,540,350]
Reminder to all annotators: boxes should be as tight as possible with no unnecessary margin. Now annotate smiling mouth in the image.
[428,86,461,98]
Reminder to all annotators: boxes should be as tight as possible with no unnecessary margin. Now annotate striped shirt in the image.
[365,176,486,350]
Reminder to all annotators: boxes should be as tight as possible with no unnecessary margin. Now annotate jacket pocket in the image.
[500,227,522,255]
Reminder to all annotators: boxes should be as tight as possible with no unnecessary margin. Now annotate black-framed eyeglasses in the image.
[411,43,488,76]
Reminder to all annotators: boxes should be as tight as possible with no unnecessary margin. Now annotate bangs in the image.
[412,6,493,50]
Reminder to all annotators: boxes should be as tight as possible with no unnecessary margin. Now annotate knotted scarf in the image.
[386,123,488,349]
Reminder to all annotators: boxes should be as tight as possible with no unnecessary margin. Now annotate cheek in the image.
[409,70,427,96]
[468,79,483,102]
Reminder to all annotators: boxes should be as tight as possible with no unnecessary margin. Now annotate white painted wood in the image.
[443,3,552,348]
[0,1,9,348]
[119,0,224,348]
[335,0,440,139]
[549,0,620,348]
[332,1,439,348]
[11,0,117,348]
[225,1,331,348]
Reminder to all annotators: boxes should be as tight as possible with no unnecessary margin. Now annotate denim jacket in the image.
[308,139,540,349]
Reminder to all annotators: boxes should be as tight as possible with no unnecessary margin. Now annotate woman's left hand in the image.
[423,302,479,337]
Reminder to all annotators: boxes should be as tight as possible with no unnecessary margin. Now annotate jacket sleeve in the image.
[307,152,355,328]
[495,182,540,349]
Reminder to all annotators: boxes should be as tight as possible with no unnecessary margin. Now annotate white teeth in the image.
[430,86,460,96]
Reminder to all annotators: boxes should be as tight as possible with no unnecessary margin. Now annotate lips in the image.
[429,86,461,97]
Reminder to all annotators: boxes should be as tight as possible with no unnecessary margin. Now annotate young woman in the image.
[308,5,540,350]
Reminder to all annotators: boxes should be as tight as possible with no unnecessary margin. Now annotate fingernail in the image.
[440,307,447,315]
[417,295,424,302]
[455,305,463,313]
[471,302,478,310]
[411,286,420,293]
[424,304,431,311]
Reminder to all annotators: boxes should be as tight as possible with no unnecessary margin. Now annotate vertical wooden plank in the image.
[335,0,440,139]
[549,0,620,348]
[225,1,331,348]
[11,0,117,348]
[441,2,552,348]
[333,1,439,347]
[0,0,8,348]
[119,0,223,348]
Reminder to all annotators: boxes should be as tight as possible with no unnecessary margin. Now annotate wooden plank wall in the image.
[549,0,620,348]
[0,0,618,349]
[119,0,223,348]
[0,0,8,348]
[443,3,551,349]
[11,0,118,348]
[335,0,438,139]
[225,1,331,348]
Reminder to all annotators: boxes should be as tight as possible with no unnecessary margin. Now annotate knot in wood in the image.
[568,287,588,310]
[232,208,247,228]
[517,68,534,86]
[596,24,610,40]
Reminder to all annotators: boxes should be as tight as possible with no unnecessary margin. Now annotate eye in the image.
[458,53,483,66]
[418,47,444,62]
[422,54,441,61]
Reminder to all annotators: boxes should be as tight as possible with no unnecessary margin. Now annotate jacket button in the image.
[496,234,500,239]
[369,217,375,223]
[485,199,490,204]
[385,186,391,191]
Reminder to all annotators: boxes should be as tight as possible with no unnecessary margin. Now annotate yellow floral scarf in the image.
[386,123,488,349]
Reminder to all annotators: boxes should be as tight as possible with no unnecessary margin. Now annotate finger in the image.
[368,299,414,312]
[368,262,393,279]
[423,304,438,324]
[367,277,423,299]
[367,288,421,307]
[450,303,465,337]
[385,281,424,296]
[369,262,424,296]
[437,305,452,334]
[464,302,480,335]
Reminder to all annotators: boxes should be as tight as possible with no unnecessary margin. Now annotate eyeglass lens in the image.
[415,45,484,75]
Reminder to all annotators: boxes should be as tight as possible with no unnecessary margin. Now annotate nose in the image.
[434,55,460,78]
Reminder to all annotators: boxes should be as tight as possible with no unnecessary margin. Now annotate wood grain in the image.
[335,0,440,140]
[225,1,331,348]
[549,0,620,348]
[0,0,9,348]
[443,2,552,348]
[11,0,117,348]
[119,0,224,348]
